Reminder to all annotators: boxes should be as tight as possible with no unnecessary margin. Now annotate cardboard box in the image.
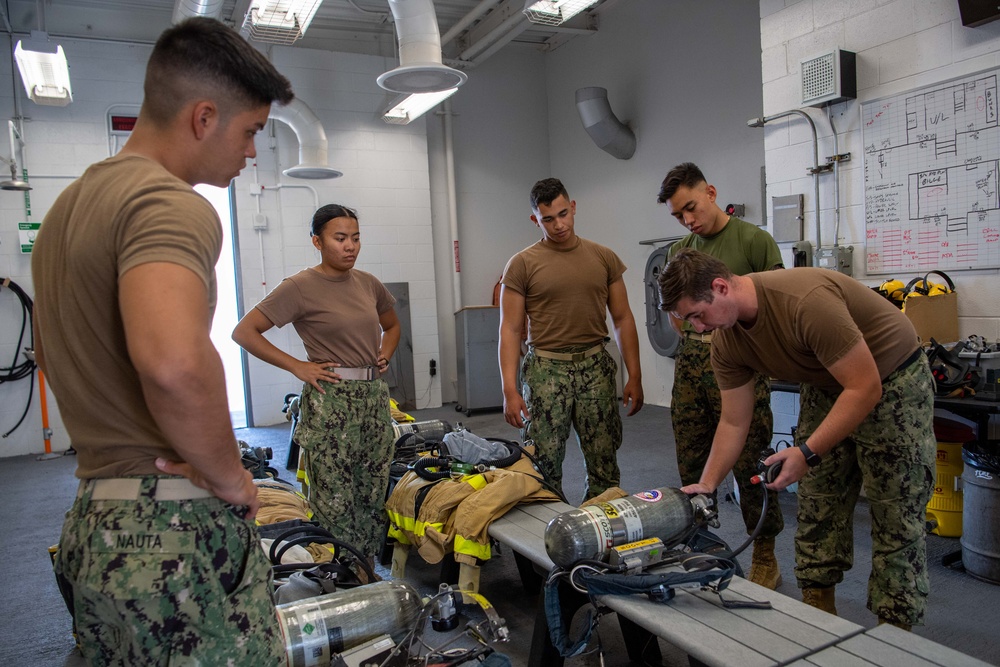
[904,291,958,345]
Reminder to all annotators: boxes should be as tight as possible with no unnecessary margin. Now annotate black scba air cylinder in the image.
[544,488,696,568]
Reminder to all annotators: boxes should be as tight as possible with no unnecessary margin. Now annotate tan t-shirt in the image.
[31,154,222,478]
[254,268,396,368]
[712,269,918,392]
[501,237,626,350]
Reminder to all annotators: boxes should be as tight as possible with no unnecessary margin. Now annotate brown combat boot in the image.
[801,585,838,615]
[878,617,912,632]
[747,536,782,589]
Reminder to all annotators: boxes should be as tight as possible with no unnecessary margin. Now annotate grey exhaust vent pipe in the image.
[377,0,467,94]
[172,0,225,23]
[269,98,342,179]
[575,87,635,160]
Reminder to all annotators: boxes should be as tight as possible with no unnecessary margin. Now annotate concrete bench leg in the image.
[390,542,409,579]
[458,562,481,603]
[617,615,663,664]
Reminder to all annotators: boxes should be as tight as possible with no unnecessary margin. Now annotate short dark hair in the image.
[142,17,294,125]
[658,248,733,313]
[311,204,359,237]
[656,162,707,204]
[530,178,569,211]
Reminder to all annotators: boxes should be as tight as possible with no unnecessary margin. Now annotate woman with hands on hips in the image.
[233,204,400,561]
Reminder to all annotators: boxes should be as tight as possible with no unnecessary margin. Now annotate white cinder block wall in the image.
[0,39,443,458]
[241,47,443,425]
[759,0,1000,442]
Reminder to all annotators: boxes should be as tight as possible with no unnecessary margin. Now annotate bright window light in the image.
[14,31,72,107]
[243,0,324,45]
[381,88,458,125]
[523,0,597,26]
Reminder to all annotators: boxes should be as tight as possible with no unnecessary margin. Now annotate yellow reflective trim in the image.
[385,510,444,539]
[454,534,491,560]
[387,525,411,545]
[463,474,488,490]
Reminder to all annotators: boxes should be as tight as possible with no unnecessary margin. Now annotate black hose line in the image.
[1,278,36,438]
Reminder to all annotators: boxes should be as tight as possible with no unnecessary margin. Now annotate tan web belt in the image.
[684,331,713,343]
[77,477,215,501]
[531,341,605,362]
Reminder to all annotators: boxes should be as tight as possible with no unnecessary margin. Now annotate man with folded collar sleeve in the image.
[659,248,936,631]
[499,178,644,501]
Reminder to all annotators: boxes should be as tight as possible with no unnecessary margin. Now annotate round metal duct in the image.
[575,86,636,160]
[377,0,467,94]
[644,244,680,358]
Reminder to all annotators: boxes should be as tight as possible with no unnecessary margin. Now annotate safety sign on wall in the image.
[18,222,39,253]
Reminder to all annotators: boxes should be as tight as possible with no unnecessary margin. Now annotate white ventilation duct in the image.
[575,87,635,160]
[269,98,342,179]
[377,0,467,94]
[172,0,225,22]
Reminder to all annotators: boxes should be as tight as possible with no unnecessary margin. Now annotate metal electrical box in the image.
[455,306,503,416]
[772,194,804,243]
[815,246,854,276]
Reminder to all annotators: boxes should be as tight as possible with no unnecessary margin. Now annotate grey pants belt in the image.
[326,366,378,381]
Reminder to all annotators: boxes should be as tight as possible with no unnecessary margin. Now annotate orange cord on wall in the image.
[38,368,52,455]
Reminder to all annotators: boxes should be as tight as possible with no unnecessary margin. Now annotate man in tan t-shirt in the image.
[658,249,935,631]
[499,178,644,500]
[31,18,294,665]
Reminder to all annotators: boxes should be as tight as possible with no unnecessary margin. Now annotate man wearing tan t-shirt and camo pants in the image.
[499,178,644,500]
[31,19,293,665]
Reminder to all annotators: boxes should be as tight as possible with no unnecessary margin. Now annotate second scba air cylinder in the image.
[544,487,705,568]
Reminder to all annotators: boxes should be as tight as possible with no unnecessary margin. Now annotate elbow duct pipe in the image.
[575,87,636,160]
[378,0,467,94]
[171,0,225,22]
[269,98,342,179]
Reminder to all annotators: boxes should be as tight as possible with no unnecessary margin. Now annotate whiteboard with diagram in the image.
[862,67,1000,275]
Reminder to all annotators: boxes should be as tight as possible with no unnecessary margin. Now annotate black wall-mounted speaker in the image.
[958,0,1000,27]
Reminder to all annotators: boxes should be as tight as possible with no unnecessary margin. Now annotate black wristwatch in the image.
[798,443,822,467]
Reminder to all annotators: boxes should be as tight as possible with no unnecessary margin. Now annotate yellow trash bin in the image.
[926,441,964,537]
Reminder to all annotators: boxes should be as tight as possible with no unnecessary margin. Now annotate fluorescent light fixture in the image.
[243,0,323,45]
[523,0,597,26]
[381,88,458,125]
[14,31,72,107]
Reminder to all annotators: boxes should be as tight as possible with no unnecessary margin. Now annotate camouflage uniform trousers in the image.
[794,357,936,626]
[294,378,394,559]
[521,347,621,500]
[54,476,283,666]
[671,337,784,538]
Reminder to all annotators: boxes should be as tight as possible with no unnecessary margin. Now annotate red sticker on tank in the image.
[632,490,663,502]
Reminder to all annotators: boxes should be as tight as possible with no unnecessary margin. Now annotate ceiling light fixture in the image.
[14,31,72,107]
[523,0,597,26]
[380,88,458,125]
[242,0,324,45]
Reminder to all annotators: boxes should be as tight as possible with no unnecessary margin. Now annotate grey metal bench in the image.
[787,623,993,667]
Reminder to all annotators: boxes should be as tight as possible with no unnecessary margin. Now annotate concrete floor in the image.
[1,403,997,666]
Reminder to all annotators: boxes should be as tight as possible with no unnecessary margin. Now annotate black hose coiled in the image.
[409,437,524,481]
[1,278,36,438]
